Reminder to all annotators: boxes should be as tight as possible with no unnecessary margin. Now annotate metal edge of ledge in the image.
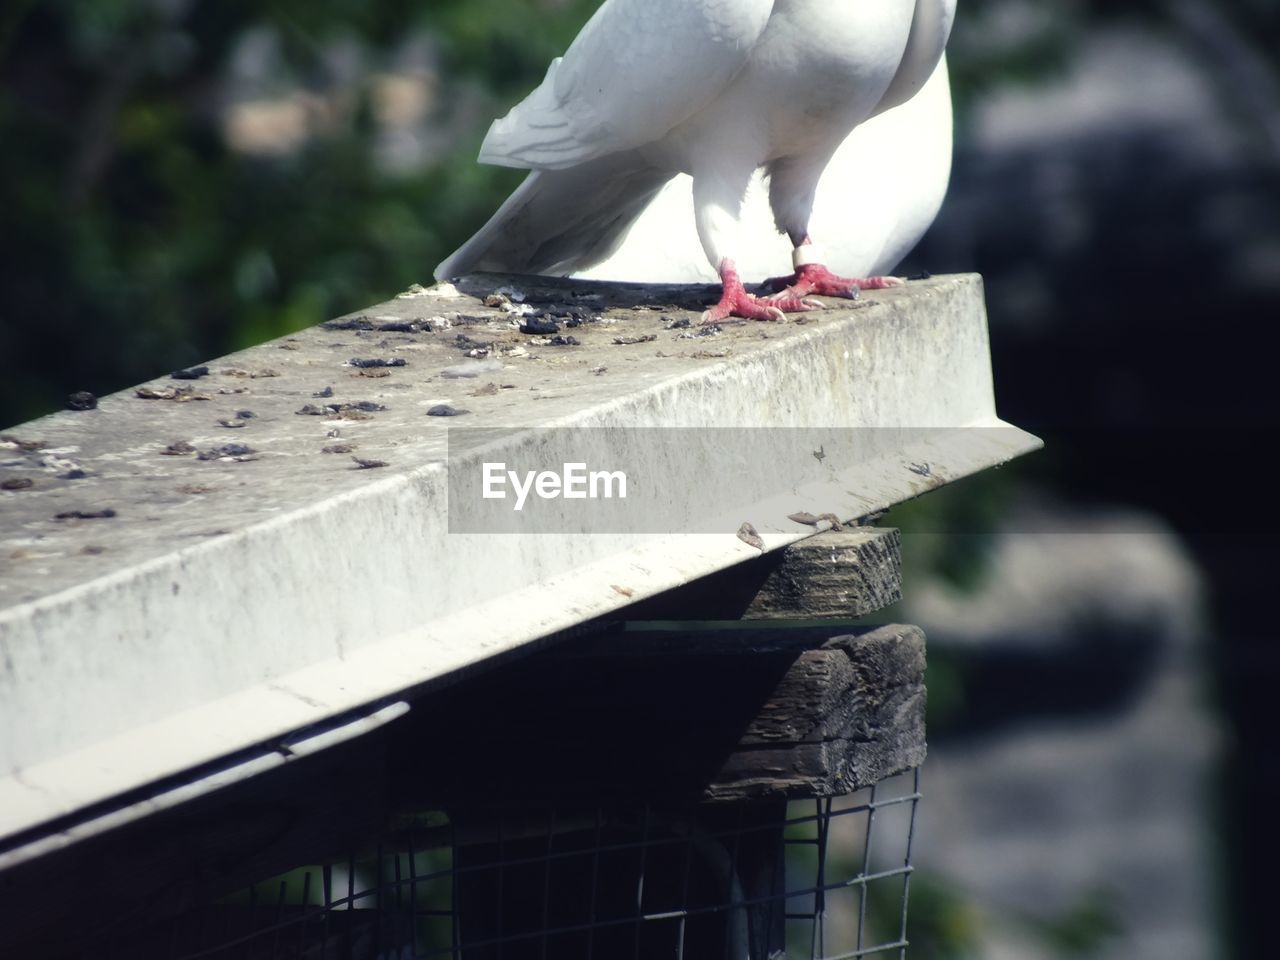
[0,273,1041,856]
[0,420,1040,865]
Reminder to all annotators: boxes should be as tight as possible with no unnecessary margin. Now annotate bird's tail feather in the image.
[435,155,674,280]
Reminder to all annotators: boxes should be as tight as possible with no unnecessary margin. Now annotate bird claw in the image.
[702,287,804,324]
[704,258,822,324]
[700,298,786,325]
[762,292,827,309]
[767,264,907,302]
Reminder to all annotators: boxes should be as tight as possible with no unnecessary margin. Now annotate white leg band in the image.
[792,243,826,269]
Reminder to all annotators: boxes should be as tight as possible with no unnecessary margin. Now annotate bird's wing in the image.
[434,155,675,279]
[479,0,774,170]
[873,0,956,115]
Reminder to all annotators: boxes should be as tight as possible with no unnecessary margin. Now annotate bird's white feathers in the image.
[438,0,957,283]
[479,0,772,170]
[438,157,673,277]
[875,0,956,115]
[580,56,954,283]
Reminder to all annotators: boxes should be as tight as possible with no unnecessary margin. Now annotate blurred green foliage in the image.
[2,0,1275,425]
[0,0,599,424]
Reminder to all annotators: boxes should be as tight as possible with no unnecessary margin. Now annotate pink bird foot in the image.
[766,263,906,301]
[702,259,821,325]
[764,241,906,302]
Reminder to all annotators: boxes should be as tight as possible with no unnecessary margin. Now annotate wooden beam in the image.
[622,528,901,621]
[394,623,926,807]
[706,624,927,802]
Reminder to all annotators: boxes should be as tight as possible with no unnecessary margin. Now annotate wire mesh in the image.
[90,769,920,960]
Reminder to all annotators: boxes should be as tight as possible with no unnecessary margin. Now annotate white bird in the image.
[577,54,953,287]
[436,0,957,324]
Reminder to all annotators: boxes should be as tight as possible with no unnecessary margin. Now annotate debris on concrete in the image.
[347,357,407,369]
[196,444,258,462]
[736,522,765,551]
[54,508,117,520]
[136,385,210,402]
[520,317,559,336]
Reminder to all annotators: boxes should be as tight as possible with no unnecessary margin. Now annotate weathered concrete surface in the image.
[0,273,1038,853]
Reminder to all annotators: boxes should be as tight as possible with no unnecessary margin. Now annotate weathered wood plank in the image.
[707,625,927,801]
[394,623,926,806]
[622,528,901,621]
[744,527,902,619]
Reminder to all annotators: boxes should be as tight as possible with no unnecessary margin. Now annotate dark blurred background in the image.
[1,1,1276,957]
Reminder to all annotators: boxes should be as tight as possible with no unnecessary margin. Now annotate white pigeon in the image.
[577,54,953,286]
[435,0,957,324]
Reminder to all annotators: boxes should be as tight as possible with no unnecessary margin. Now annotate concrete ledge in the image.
[0,273,1039,853]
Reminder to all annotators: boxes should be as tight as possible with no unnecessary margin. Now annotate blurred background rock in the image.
[1,1,1275,957]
